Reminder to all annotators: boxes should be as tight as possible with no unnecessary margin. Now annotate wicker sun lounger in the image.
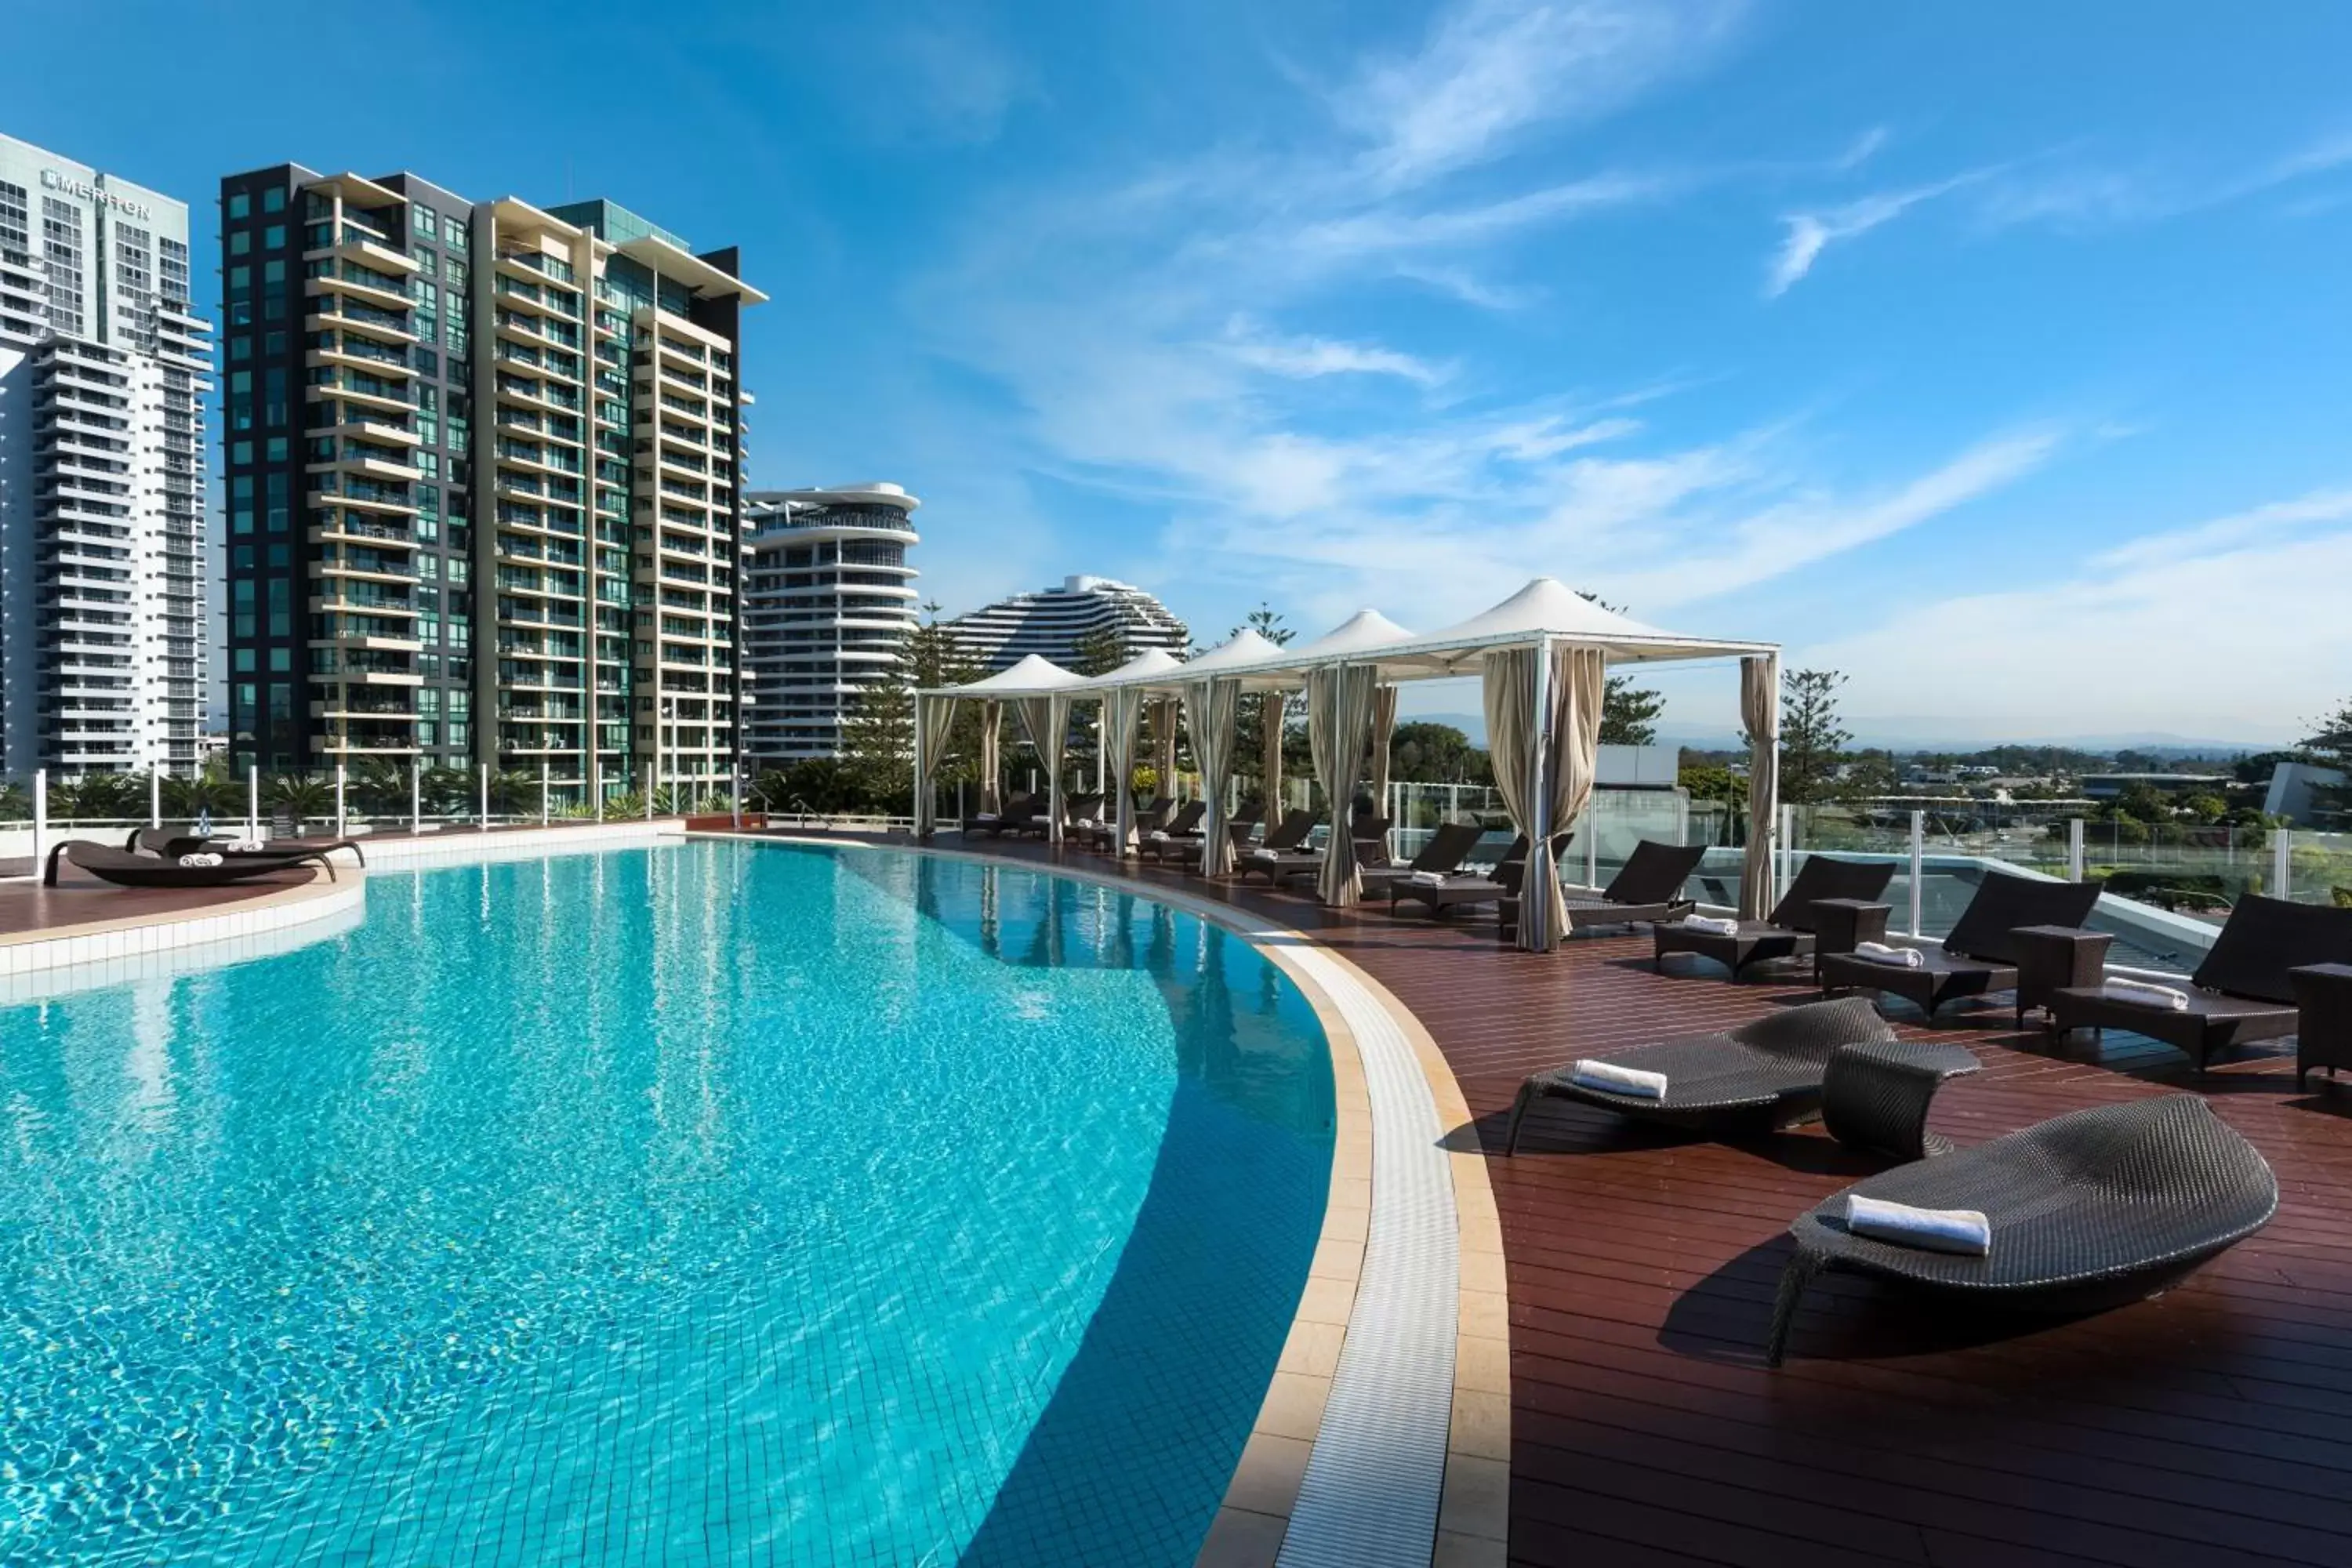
[48,839,341,888]
[1234,812,1319,881]
[2044,895,2352,1075]
[1503,996,1900,1149]
[1817,870,2103,1023]
[1134,800,1209,862]
[1393,833,1572,922]
[965,794,1040,838]
[1652,855,1896,980]
[1360,822,1486,898]
[126,827,368,867]
[1764,1095,2278,1366]
[1562,840,1707,932]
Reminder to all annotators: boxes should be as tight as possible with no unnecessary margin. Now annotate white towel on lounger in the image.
[1679,914,1740,936]
[2103,977,2192,1011]
[177,852,223,868]
[1409,869,1450,886]
[1247,848,1277,861]
[1854,942,1923,968]
[1147,830,1169,841]
[1844,1194,1991,1256]
[1570,1059,1668,1099]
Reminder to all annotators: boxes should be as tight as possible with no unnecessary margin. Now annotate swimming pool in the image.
[0,840,1336,1565]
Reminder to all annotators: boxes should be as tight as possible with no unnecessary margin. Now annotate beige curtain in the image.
[1534,645,1606,951]
[978,701,1003,816]
[1104,685,1145,852]
[1014,694,1069,844]
[1183,677,1242,876]
[1741,653,1780,920]
[1367,683,1399,828]
[913,692,956,838]
[1152,696,1178,800]
[1308,663,1377,904]
[1260,689,1286,818]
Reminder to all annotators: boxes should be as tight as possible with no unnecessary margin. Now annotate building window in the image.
[262,185,285,213]
[267,579,290,637]
[267,473,289,531]
[263,368,287,428]
[445,220,467,252]
[412,205,437,238]
[270,648,292,673]
[234,648,255,673]
[233,581,256,637]
[264,223,285,249]
[230,230,250,256]
[230,335,252,362]
[232,440,252,466]
[228,192,250,220]
[267,437,288,462]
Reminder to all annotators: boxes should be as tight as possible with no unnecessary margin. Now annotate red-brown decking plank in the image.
[771,833,2352,1568]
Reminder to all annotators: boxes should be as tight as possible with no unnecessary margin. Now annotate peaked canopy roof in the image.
[952,652,1092,694]
[918,576,1774,699]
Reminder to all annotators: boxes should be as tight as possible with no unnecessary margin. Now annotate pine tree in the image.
[1576,591,1667,745]
[840,605,989,808]
[1773,668,1853,805]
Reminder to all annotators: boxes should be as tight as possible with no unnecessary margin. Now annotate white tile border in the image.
[352,819,685,865]
[701,832,1471,1568]
[0,876,368,1000]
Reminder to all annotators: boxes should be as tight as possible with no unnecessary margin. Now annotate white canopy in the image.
[950,652,1092,693]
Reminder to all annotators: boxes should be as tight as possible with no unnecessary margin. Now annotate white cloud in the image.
[1799,486,2352,740]
[1766,172,1986,296]
[1218,318,1450,386]
[1340,0,1746,191]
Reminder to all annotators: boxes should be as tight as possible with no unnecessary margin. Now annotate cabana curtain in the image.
[1152,697,1178,802]
[1740,654,1780,920]
[977,701,1002,817]
[1308,662,1377,905]
[1542,645,1606,950]
[1014,695,1070,844]
[1260,691,1286,818]
[1367,683,1399,825]
[1104,686,1145,853]
[1183,677,1241,877]
[913,693,956,838]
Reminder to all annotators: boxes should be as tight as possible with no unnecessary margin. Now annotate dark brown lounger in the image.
[1817,870,2102,1022]
[126,826,368,867]
[966,794,1040,838]
[1652,855,1896,980]
[1261,817,1390,887]
[1563,840,1707,931]
[1234,812,1319,881]
[1361,822,1487,898]
[1135,800,1210,861]
[48,839,339,887]
[2044,895,2352,1074]
[1393,833,1571,920]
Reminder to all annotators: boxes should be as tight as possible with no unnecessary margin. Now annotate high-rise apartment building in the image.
[741,483,920,764]
[217,165,762,803]
[942,575,1188,673]
[0,133,211,775]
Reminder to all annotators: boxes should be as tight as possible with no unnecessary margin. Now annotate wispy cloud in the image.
[1218,317,1450,386]
[1766,172,1988,296]
[1801,484,2352,740]
[1339,0,1747,191]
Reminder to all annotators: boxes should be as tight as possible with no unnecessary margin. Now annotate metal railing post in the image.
[149,770,162,830]
[1907,809,1926,937]
[31,768,47,870]
[247,764,260,844]
[540,759,550,826]
[335,764,347,838]
[1586,805,1599,889]
[593,757,604,823]
[2067,817,2085,883]
[2274,827,2292,901]
[478,763,490,833]
[644,764,653,822]
[411,757,422,834]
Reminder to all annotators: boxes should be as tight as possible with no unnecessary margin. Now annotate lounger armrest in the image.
[2013,924,2114,1021]
[1808,898,1892,956]
[2291,963,2352,1047]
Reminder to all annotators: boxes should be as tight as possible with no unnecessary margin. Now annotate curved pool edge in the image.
[699,832,1508,1568]
[0,869,367,993]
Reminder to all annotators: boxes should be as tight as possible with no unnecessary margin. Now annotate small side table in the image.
[1807,898,1895,977]
[1822,1038,1982,1160]
[2292,963,2352,1091]
[2012,924,2114,1028]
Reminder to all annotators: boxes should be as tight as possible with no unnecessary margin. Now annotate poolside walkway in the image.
[757,829,2352,1568]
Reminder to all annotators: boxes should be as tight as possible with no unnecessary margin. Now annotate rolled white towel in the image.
[1570,1058,1669,1099]
[1679,914,1740,936]
[1147,829,1169,842]
[1844,1194,1991,1257]
[1853,941,1924,968]
[225,838,264,854]
[1408,869,1450,886]
[176,852,223,868]
[1247,848,1277,861]
[2103,977,2192,1011]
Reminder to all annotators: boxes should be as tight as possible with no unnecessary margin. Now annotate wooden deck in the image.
[0,861,323,938]
[812,832,2352,1568]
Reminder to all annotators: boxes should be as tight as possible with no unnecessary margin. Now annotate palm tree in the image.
[488,768,536,816]
[162,763,238,820]
[267,773,332,829]
[350,758,408,818]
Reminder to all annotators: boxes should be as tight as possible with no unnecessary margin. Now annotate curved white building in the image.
[742,483,920,763]
[943,575,1188,673]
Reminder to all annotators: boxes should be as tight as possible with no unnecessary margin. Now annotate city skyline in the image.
[5,2,2349,747]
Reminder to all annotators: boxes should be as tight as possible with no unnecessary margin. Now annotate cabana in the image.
[916,653,1093,844]
[916,577,1780,952]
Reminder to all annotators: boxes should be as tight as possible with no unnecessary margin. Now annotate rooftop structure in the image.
[742,483,920,764]
[0,132,211,775]
[942,573,1187,673]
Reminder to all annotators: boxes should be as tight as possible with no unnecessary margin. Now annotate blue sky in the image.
[13,1,2352,744]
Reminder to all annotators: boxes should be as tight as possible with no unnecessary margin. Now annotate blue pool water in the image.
[0,841,1334,1565]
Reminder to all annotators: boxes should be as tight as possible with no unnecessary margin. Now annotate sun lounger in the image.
[1503,996,1899,1149]
[1134,800,1209,861]
[1261,817,1391,887]
[2044,895,2352,1075]
[1764,1095,2278,1366]
[1394,833,1570,922]
[47,839,340,888]
[125,826,368,867]
[1817,870,2103,1022]
[965,794,1040,838]
[1233,811,1319,881]
[1653,855,1896,980]
[1360,822,1486,897]
[1561,840,1707,931]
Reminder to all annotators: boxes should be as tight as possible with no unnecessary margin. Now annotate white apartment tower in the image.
[742,484,920,763]
[0,133,211,775]
[942,575,1188,673]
